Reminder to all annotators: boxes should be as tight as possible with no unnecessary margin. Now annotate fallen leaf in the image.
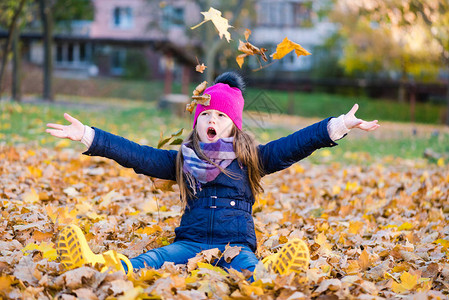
[223,245,242,263]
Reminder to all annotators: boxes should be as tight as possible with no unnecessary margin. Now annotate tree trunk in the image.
[40,0,54,102]
[446,77,449,126]
[206,39,225,83]
[0,0,27,95]
[12,27,22,102]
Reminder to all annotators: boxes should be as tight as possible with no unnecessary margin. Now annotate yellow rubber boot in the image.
[56,225,133,276]
[262,239,310,276]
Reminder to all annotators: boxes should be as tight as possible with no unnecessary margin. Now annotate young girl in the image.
[46,72,379,277]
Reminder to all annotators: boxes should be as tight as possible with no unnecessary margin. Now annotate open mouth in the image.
[207,127,217,140]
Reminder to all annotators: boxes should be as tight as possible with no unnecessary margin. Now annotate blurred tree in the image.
[39,0,53,101]
[38,0,93,102]
[331,0,449,124]
[0,0,93,102]
[330,0,442,101]
[0,0,27,99]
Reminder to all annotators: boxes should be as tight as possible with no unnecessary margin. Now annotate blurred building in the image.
[27,0,201,81]
[3,0,334,81]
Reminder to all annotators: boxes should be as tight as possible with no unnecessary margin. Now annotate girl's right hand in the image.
[46,113,85,141]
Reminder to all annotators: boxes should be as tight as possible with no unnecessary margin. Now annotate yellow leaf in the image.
[315,232,327,246]
[0,274,16,293]
[398,222,414,231]
[437,157,445,167]
[191,7,232,42]
[22,188,40,203]
[348,221,364,235]
[400,271,418,290]
[332,185,341,195]
[293,164,304,173]
[345,181,360,192]
[236,53,247,68]
[197,262,228,276]
[55,139,71,148]
[271,37,311,60]
[241,284,264,296]
[321,149,332,157]
[117,286,144,300]
[391,281,408,294]
[280,183,289,193]
[22,242,57,261]
[434,239,449,249]
[344,260,360,275]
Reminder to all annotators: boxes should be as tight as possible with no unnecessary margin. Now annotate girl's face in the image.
[196,109,234,143]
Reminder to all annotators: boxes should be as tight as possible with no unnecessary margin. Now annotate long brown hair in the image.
[175,125,264,207]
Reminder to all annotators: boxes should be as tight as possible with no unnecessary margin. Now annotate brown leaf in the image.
[187,255,204,273]
[315,279,341,293]
[74,288,99,300]
[13,256,38,285]
[236,40,267,68]
[195,63,207,73]
[60,267,98,290]
[193,81,208,96]
[201,248,221,263]
[223,245,242,263]
[109,279,134,296]
[186,82,210,113]
[358,249,370,270]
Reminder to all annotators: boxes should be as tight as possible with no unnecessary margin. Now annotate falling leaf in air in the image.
[236,29,268,68]
[271,37,311,60]
[196,63,207,73]
[186,81,211,113]
[191,7,232,42]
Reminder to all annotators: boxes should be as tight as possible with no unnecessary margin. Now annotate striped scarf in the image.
[181,137,236,187]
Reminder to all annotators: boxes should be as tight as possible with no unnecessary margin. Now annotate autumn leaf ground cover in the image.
[1,98,449,299]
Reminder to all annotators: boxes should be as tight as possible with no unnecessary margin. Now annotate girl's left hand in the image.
[344,104,380,131]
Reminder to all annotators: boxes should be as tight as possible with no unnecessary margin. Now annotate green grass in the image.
[1,97,448,166]
[243,88,446,124]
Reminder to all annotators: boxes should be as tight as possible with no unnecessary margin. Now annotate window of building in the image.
[113,7,133,29]
[79,43,86,62]
[162,5,184,29]
[258,1,312,27]
[56,45,63,62]
[67,43,74,62]
[111,49,126,75]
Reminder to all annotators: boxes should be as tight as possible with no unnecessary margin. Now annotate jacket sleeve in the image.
[258,117,338,176]
[82,127,178,181]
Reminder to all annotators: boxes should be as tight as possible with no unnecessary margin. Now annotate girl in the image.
[46,72,379,277]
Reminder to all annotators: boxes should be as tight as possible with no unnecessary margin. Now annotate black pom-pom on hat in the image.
[214,71,245,93]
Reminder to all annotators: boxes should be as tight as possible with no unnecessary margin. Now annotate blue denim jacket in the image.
[83,118,337,252]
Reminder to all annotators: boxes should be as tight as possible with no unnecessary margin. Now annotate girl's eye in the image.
[219,114,225,117]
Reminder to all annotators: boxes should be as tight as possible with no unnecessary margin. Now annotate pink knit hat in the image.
[193,83,244,130]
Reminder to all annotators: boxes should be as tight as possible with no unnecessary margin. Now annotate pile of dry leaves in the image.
[0,144,448,299]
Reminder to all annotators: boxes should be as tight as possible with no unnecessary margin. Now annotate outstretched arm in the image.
[258,104,379,175]
[46,114,177,180]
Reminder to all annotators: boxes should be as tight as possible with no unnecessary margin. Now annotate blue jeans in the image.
[122,241,258,275]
